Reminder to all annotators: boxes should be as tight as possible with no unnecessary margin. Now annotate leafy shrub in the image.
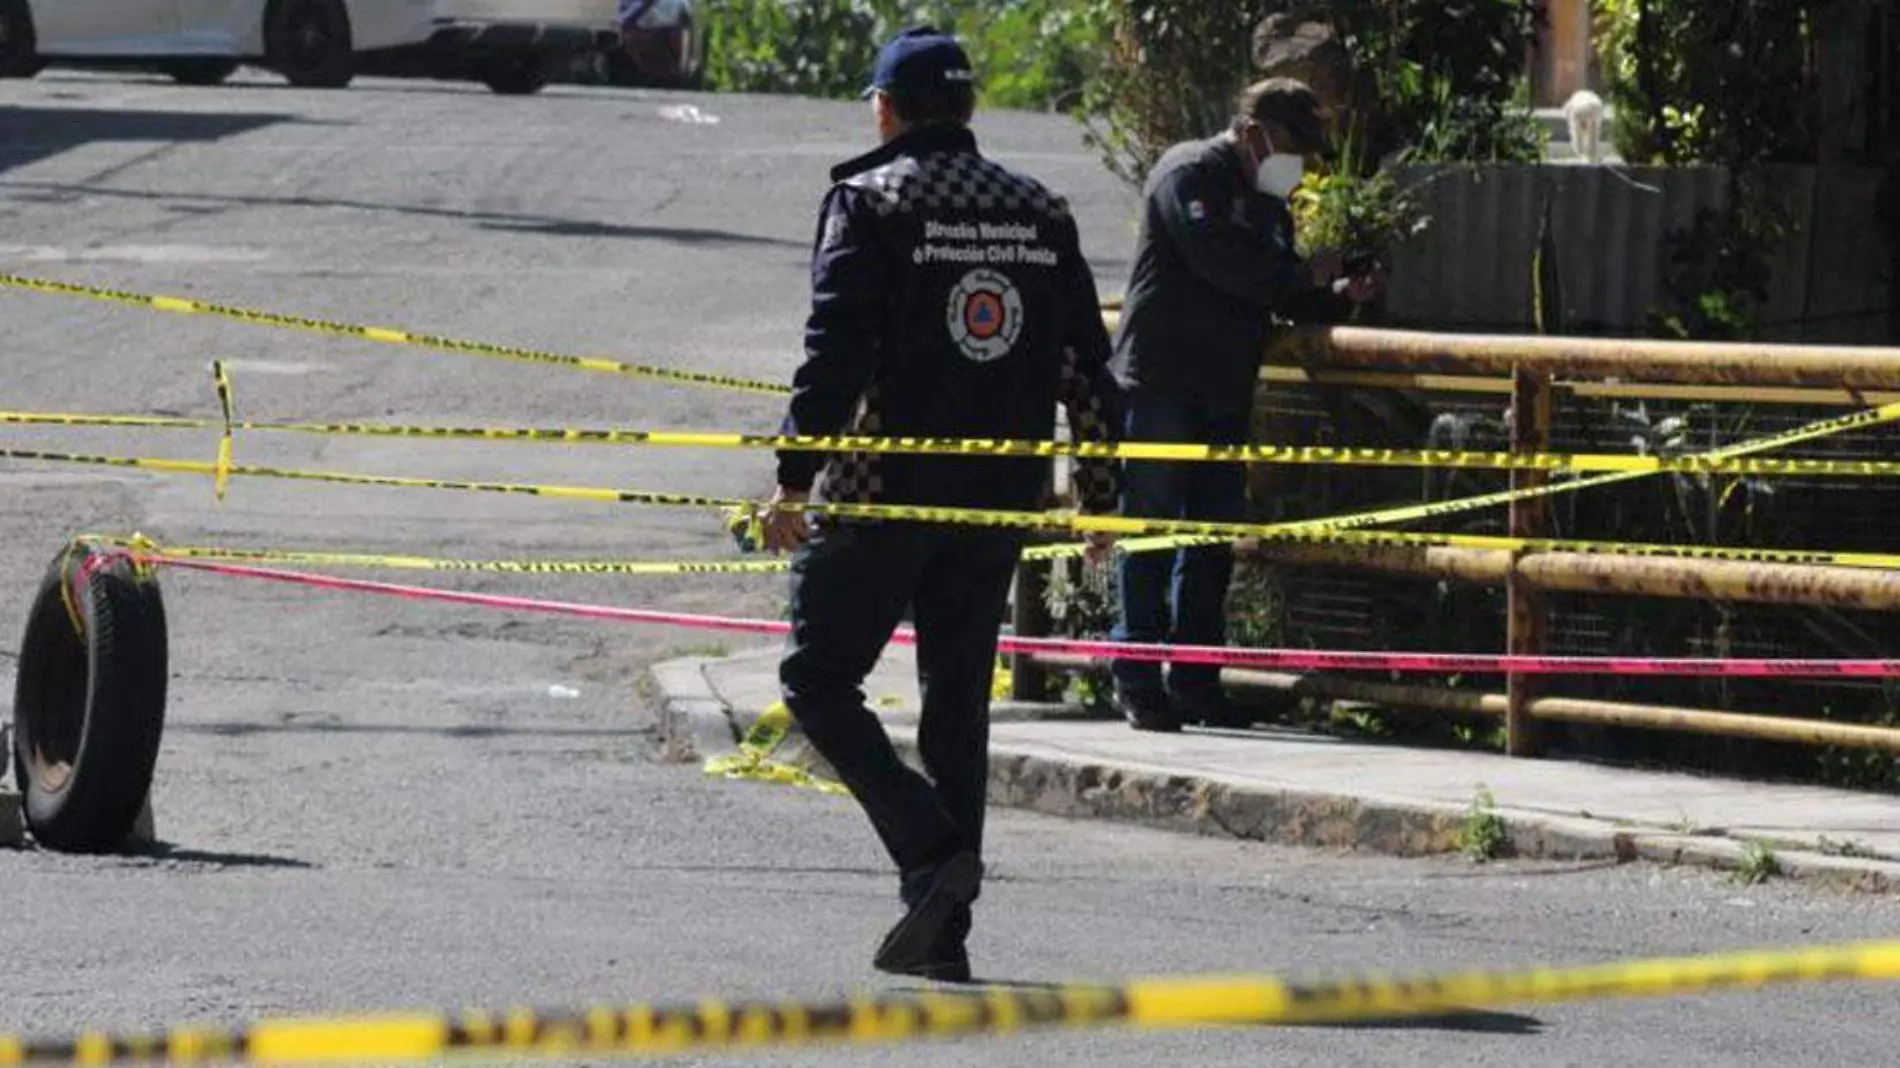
[1076,0,1259,187]
[700,0,1108,112]
[700,0,881,98]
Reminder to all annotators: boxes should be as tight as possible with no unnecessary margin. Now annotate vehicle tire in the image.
[0,0,43,80]
[11,544,169,854]
[162,58,240,86]
[265,0,354,89]
[479,55,548,96]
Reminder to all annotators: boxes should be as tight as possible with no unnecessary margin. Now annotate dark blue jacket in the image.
[776,123,1122,515]
[1111,136,1341,417]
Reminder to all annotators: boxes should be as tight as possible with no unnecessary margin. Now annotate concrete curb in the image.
[647,657,739,764]
[647,656,1900,894]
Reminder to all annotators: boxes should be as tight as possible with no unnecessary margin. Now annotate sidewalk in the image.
[652,646,1900,892]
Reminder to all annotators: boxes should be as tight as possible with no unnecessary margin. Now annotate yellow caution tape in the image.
[211,361,237,502]
[0,938,1896,1064]
[67,523,1900,584]
[702,701,850,797]
[0,441,1563,545]
[8,407,1900,476]
[79,538,795,577]
[0,272,791,397]
[10,398,1897,563]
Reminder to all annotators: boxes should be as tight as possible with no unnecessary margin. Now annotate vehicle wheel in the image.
[162,58,240,86]
[11,543,169,854]
[479,55,548,96]
[0,0,43,80]
[265,0,354,89]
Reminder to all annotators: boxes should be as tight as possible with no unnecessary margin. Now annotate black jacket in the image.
[1111,136,1341,417]
[776,124,1122,514]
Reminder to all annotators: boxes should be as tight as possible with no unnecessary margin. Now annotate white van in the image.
[0,0,440,89]
[0,0,641,94]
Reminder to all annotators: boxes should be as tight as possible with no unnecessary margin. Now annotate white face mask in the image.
[1255,152,1305,199]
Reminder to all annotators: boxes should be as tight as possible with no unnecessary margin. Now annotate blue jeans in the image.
[1110,388,1249,697]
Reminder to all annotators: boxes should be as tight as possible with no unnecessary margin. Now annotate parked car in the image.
[0,0,440,89]
[0,0,622,95]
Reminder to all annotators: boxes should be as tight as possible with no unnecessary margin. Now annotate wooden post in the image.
[1010,560,1052,702]
[1506,366,1552,757]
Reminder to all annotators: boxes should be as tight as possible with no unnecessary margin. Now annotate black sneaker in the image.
[1170,685,1248,728]
[874,851,982,978]
[1114,682,1182,733]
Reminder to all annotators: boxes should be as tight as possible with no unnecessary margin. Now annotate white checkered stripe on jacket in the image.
[847,153,1070,219]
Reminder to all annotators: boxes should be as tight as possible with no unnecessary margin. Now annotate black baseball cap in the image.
[1238,77,1333,157]
[862,26,974,99]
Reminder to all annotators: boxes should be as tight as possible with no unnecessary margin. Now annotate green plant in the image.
[701,1,1108,110]
[1648,182,1795,341]
[1041,554,1118,712]
[1592,0,1814,345]
[1077,0,1258,186]
[1735,839,1780,885]
[1594,0,1816,168]
[701,0,882,98]
[1460,787,1509,861]
[1288,135,1433,271]
[1451,723,1506,750]
[1327,0,1543,165]
[1225,554,1286,650]
[1396,75,1547,165]
[951,0,1107,112]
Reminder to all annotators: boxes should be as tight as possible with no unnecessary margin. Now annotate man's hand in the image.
[761,485,813,554]
[1306,248,1347,290]
[1338,259,1388,305]
[1082,530,1117,566]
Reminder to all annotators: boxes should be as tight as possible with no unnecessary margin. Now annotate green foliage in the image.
[1594,0,1816,167]
[953,1,1107,112]
[1459,787,1509,862]
[1040,554,1118,713]
[700,0,1108,112]
[1076,0,1258,187]
[1288,144,1433,267]
[1397,76,1548,165]
[1592,0,1818,343]
[1647,182,1793,341]
[701,0,880,98]
[1329,0,1546,165]
[1224,554,1287,651]
[1735,839,1780,886]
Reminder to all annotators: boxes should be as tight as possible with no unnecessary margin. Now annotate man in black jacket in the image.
[1108,77,1382,733]
[759,26,1123,981]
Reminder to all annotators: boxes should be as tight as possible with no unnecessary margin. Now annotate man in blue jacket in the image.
[1109,77,1383,733]
[759,27,1123,981]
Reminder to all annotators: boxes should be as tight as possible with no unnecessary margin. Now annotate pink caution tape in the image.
[141,554,1900,679]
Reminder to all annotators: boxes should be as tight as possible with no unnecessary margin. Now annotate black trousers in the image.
[779,519,1024,900]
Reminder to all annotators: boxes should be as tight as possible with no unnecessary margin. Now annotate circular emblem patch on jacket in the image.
[946,268,1024,363]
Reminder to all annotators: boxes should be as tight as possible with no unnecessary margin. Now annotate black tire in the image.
[162,58,240,86]
[265,0,354,89]
[479,55,549,96]
[0,0,42,80]
[11,544,169,854]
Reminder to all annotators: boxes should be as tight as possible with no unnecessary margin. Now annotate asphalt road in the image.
[4,70,1900,1068]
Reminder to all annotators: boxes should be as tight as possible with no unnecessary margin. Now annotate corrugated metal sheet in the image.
[1379,163,1893,344]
